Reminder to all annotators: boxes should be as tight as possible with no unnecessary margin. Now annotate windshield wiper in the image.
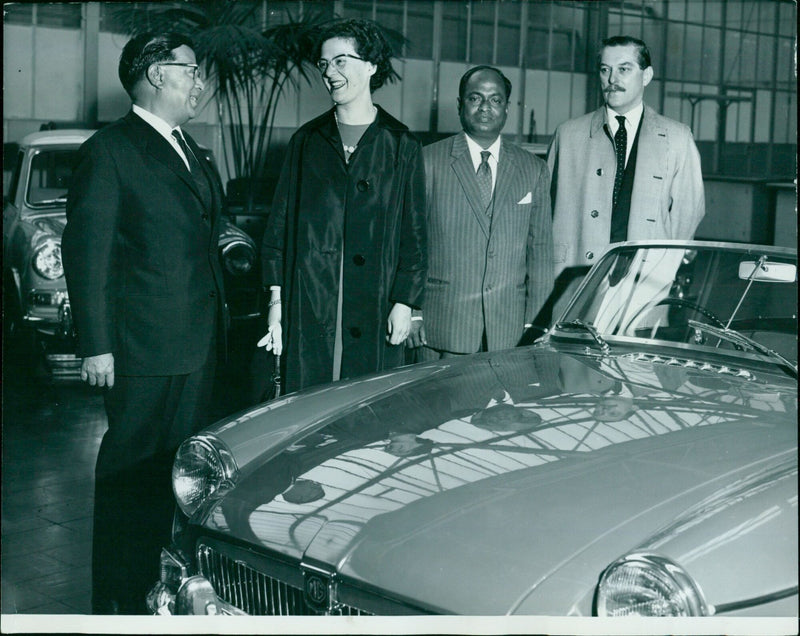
[554,319,610,354]
[688,319,797,379]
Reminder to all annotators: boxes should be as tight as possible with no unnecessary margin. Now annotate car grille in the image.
[196,543,371,616]
[621,352,755,379]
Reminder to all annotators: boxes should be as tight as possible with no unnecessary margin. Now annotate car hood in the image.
[28,214,66,237]
[201,346,797,614]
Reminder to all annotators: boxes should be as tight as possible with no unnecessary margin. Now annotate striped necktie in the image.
[476,150,493,211]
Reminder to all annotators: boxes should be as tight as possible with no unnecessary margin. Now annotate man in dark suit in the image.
[62,32,226,614]
[408,66,553,359]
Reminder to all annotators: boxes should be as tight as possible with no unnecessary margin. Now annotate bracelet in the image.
[268,299,281,308]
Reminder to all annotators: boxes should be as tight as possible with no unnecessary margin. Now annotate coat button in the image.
[585,251,594,260]
[356,179,370,192]
[209,290,217,298]
[353,254,365,266]
[590,210,599,218]
[201,213,209,221]
[349,327,362,338]
[596,168,603,176]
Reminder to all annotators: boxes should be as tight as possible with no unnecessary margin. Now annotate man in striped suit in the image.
[407,66,554,360]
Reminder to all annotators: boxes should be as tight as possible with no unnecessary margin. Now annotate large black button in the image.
[201,213,210,221]
[353,254,365,266]
[349,327,362,338]
[585,251,594,260]
[209,290,217,298]
[590,209,599,218]
[356,179,370,192]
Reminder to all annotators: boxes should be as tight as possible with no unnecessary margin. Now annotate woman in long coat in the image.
[259,19,426,393]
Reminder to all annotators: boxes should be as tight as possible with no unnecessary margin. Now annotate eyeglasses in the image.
[160,62,203,81]
[315,54,365,74]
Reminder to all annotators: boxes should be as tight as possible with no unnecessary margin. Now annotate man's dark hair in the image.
[119,32,195,98]
[315,19,399,92]
[458,65,512,101]
[598,35,652,69]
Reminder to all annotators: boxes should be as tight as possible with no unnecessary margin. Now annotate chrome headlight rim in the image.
[32,237,64,280]
[221,240,255,275]
[596,552,710,617]
[172,433,239,519]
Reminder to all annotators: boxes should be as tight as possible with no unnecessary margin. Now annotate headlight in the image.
[172,434,239,518]
[32,238,64,279]
[222,241,254,275]
[596,553,710,617]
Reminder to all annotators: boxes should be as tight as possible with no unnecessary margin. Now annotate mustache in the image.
[604,85,625,93]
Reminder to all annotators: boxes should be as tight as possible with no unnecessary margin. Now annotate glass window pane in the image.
[700,27,721,85]
[755,35,775,88]
[704,1,724,27]
[756,2,776,33]
[37,3,81,28]
[776,37,793,88]
[725,0,745,30]
[724,31,741,82]
[406,1,433,59]
[779,2,796,36]
[686,0,704,23]
[668,0,686,21]
[526,25,549,70]
[469,1,494,64]
[4,2,34,25]
[496,2,521,67]
[664,23,686,82]
[682,24,703,83]
[441,2,467,62]
[341,0,373,21]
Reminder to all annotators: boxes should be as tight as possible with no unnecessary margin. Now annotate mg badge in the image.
[305,574,329,609]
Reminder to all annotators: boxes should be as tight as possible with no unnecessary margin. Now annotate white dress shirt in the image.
[132,104,191,170]
[606,102,643,168]
[464,132,501,193]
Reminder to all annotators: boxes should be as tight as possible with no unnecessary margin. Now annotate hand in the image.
[81,353,114,388]
[405,318,426,348]
[386,303,412,345]
[257,303,282,355]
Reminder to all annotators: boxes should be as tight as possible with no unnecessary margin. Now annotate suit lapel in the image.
[450,134,491,238]
[492,142,522,224]
[125,112,204,202]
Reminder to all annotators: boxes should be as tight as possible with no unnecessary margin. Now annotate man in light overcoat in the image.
[408,66,554,358]
[547,35,705,317]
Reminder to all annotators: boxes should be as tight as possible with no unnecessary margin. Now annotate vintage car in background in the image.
[3,129,261,378]
[147,241,797,618]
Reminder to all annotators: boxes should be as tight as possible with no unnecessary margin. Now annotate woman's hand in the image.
[257,299,283,355]
[386,303,412,345]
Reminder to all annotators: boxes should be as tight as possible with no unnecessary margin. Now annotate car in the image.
[146,240,797,618]
[3,129,261,378]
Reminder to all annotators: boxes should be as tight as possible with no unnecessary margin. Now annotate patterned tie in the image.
[476,150,493,212]
[172,129,211,207]
[612,115,627,210]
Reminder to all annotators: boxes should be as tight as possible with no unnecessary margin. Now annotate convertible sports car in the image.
[3,129,260,378]
[147,241,797,617]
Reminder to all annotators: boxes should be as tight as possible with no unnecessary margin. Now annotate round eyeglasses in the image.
[315,54,365,74]
[160,62,203,82]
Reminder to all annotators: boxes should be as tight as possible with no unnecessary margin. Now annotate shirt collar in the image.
[463,132,502,170]
[132,104,180,141]
[607,102,644,135]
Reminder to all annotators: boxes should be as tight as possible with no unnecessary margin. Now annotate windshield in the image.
[26,148,77,207]
[557,244,798,365]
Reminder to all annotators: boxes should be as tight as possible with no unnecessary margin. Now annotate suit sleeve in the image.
[669,128,705,239]
[525,158,555,324]
[261,134,300,289]
[62,136,122,358]
[389,138,427,309]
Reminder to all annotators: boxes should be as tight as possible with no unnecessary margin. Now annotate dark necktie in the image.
[476,150,493,211]
[612,115,627,210]
[172,129,211,207]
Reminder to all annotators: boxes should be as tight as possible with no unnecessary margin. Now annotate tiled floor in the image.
[1,324,261,615]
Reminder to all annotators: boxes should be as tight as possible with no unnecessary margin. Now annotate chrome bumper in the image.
[146,548,244,616]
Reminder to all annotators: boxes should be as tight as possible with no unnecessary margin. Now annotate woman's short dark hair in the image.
[315,19,399,92]
[119,32,194,98]
[598,35,652,69]
[458,65,512,101]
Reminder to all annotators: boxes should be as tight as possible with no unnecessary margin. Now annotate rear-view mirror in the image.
[738,260,797,283]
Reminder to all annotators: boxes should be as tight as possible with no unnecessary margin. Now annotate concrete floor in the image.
[1,322,265,615]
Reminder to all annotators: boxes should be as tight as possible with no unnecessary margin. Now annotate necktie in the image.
[172,129,202,175]
[612,115,627,210]
[172,129,211,207]
[476,150,493,211]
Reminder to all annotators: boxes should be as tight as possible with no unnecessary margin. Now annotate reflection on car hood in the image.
[202,345,797,614]
[30,215,66,237]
